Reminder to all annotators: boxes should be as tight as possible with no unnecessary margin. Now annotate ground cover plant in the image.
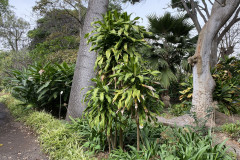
[221,122,240,140]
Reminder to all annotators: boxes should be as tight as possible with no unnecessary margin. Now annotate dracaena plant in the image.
[111,57,162,150]
[85,11,163,152]
[86,10,150,74]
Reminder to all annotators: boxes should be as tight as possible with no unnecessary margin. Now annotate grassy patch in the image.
[0,93,91,160]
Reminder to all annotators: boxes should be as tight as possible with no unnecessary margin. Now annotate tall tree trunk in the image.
[188,1,239,123]
[210,36,218,68]
[66,0,109,120]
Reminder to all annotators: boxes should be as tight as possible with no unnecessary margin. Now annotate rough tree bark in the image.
[188,0,240,122]
[66,0,109,120]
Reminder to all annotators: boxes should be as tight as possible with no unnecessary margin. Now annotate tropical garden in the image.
[0,0,240,159]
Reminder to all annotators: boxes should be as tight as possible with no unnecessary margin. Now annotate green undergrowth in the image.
[221,122,240,141]
[0,93,236,160]
[0,93,91,160]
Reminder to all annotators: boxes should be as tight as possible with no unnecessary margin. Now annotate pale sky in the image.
[9,0,175,28]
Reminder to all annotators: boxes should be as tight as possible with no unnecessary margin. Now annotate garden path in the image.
[0,103,48,160]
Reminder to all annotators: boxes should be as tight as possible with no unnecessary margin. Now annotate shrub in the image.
[110,126,234,160]
[5,62,74,117]
[212,57,240,115]
[85,10,163,152]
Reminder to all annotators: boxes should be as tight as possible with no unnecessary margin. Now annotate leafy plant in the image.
[67,117,107,155]
[179,75,193,102]
[212,57,240,115]
[110,125,234,160]
[85,10,163,151]
[6,62,74,116]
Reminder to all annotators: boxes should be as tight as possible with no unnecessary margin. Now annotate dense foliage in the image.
[6,62,74,116]
[212,57,240,115]
[179,57,240,115]
[85,11,163,151]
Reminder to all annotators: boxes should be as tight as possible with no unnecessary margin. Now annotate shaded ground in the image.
[0,103,48,160]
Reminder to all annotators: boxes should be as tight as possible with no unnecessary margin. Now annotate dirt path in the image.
[0,103,48,160]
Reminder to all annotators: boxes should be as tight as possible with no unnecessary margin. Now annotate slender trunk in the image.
[107,136,111,153]
[119,128,123,150]
[188,1,239,124]
[66,0,109,120]
[110,128,115,149]
[135,108,140,151]
[114,126,117,149]
[15,37,18,53]
[136,117,140,151]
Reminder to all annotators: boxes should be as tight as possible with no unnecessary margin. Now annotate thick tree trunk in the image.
[188,1,239,123]
[210,36,218,68]
[66,0,109,120]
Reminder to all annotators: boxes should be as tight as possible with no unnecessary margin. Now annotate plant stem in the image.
[119,128,123,150]
[114,126,117,149]
[59,93,61,119]
[135,109,140,151]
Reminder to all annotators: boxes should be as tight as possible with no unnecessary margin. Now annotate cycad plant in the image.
[84,11,163,152]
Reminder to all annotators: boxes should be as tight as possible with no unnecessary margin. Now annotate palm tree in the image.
[140,12,196,105]
[143,12,196,88]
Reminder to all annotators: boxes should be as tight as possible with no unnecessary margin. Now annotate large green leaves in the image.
[7,62,74,113]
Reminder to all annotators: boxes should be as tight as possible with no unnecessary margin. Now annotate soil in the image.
[0,103,48,160]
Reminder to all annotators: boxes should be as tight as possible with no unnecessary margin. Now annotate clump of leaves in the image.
[179,75,193,102]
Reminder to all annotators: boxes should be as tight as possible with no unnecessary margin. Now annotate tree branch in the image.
[63,0,79,11]
[208,0,213,5]
[196,5,207,23]
[62,6,83,26]
[218,7,240,44]
[180,0,201,33]
[202,0,210,18]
